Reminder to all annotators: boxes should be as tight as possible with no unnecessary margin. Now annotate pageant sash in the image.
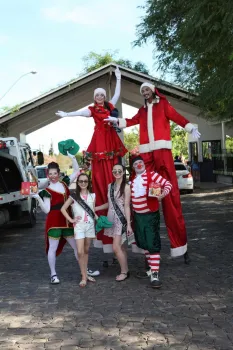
[110,183,127,236]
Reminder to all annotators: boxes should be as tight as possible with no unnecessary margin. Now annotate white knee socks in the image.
[48,238,59,277]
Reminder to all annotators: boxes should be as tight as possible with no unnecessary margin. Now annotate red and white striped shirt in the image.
[131,171,172,213]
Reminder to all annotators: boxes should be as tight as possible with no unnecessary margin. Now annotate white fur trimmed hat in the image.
[94,88,106,99]
[140,82,155,95]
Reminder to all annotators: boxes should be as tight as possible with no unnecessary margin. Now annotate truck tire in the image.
[27,198,37,227]
[0,209,10,226]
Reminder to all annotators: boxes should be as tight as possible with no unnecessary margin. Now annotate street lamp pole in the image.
[0,71,37,103]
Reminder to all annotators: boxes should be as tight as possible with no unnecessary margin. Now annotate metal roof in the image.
[0,62,195,123]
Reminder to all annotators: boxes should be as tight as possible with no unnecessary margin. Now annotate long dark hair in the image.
[95,100,119,117]
[47,162,60,173]
[94,100,111,110]
[104,101,111,112]
[104,102,119,118]
[112,163,127,197]
[75,173,91,200]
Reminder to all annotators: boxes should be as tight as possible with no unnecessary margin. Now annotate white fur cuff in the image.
[118,118,127,128]
[184,123,194,133]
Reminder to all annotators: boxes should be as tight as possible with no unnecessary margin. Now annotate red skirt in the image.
[45,208,73,257]
[92,157,120,253]
[86,124,127,161]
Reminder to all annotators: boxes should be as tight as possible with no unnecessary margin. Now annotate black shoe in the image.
[184,252,191,265]
[103,261,109,268]
[145,257,150,270]
[87,268,100,277]
[112,258,118,265]
[136,269,151,279]
[150,271,162,288]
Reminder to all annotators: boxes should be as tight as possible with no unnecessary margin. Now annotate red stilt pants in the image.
[91,157,118,253]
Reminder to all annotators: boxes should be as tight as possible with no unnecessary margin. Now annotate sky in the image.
[0,0,161,153]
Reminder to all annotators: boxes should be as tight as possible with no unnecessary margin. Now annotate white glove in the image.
[55,110,68,118]
[67,152,79,174]
[67,151,75,159]
[191,127,201,139]
[31,193,50,214]
[104,116,118,123]
[115,66,121,80]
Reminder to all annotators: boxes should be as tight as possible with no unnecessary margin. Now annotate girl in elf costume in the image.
[55,67,128,255]
[33,155,99,284]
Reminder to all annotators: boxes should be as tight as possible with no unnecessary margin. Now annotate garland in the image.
[83,147,125,161]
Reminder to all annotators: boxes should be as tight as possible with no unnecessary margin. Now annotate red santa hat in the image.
[94,88,106,99]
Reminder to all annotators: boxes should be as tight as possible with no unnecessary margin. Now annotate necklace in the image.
[114,182,121,191]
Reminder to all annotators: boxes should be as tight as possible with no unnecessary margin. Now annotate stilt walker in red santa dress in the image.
[105,82,201,262]
[55,67,128,254]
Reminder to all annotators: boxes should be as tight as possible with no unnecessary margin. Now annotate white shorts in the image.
[74,222,96,240]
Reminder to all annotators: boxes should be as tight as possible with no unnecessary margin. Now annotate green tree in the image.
[123,124,188,160]
[75,152,84,165]
[0,104,22,115]
[43,51,149,94]
[170,123,188,159]
[226,137,233,151]
[82,51,149,75]
[123,127,139,152]
[134,0,233,122]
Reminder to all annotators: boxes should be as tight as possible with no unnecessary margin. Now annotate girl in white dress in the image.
[61,173,97,287]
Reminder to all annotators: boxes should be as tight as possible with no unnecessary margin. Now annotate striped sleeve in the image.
[151,172,172,196]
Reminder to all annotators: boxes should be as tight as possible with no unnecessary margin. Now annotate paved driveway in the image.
[0,188,233,349]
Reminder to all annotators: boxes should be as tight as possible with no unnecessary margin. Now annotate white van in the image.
[36,165,48,189]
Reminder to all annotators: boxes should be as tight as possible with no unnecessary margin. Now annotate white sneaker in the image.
[51,275,60,284]
[150,271,162,288]
[87,269,100,277]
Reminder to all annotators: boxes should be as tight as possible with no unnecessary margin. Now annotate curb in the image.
[193,186,233,193]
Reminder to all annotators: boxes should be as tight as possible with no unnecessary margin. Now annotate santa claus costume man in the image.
[105,82,201,263]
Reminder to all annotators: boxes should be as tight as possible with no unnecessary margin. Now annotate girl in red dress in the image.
[56,67,128,254]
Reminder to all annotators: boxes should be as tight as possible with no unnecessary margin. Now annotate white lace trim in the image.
[132,175,147,198]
